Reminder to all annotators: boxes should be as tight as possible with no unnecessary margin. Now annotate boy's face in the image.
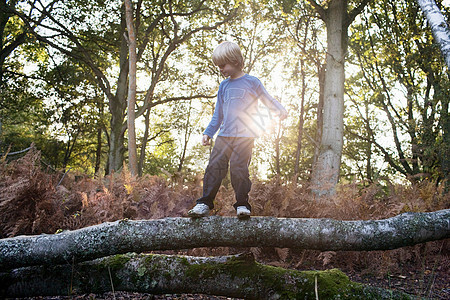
[217,63,242,79]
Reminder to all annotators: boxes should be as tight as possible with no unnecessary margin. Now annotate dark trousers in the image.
[197,136,254,211]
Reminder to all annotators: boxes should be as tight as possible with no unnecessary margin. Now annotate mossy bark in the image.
[0,252,416,299]
[0,210,449,269]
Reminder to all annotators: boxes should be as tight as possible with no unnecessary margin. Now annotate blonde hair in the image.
[212,41,244,69]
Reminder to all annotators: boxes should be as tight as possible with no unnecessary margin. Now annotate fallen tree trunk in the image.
[0,252,416,299]
[0,210,449,269]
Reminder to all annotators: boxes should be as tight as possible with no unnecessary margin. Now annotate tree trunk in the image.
[312,64,325,173]
[310,0,347,196]
[109,106,126,172]
[0,1,28,84]
[0,252,416,299]
[178,102,193,173]
[440,88,449,191]
[364,99,373,182]
[95,98,104,174]
[108,6,129,173]
[138,107,151,176]
[125,0,138,176]
[416,0,450,69]
[294,60,306,178]
[274,119,282,177]
[309,0,371,195]
[1,210,448,270]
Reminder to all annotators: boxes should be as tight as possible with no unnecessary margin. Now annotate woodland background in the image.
[1,0,449,186]
[0,0,449,298]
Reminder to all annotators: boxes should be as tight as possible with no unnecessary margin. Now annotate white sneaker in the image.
[236,206,251,219]
[187,203,210,218]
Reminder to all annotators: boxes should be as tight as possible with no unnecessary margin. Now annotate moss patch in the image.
[185,254,358,299]
[90,253,416,299]
[100,253,132,270]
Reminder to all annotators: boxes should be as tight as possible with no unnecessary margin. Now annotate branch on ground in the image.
[0,252,417,299]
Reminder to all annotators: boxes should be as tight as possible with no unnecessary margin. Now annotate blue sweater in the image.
[204,74,287,138]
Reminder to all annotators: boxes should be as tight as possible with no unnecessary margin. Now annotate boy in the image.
[188,41,288,219]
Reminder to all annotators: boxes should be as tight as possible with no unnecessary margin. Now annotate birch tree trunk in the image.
[125,0,138,176]
[310,0,346,196]
[308,0,371,196]
[0,252,415,299]
[416,0,450,69]
[312,64,325,171]
[1,210,448,270]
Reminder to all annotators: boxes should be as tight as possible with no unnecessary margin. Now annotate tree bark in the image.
[108,5,129,173]
[177,102,193,173]
[309,0,371,196]
[294,59,307,178]
[125,0,138,176]
[95,97,105,174]
[0,210,448,270]
[312,64,325,172]
[310,0,347,196]
[0,0,31,83]
[0,252,416,299]
[416,0,450,69]
[138,107,151,176]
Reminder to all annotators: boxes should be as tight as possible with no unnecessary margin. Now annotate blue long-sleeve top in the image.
[204,74,287,138]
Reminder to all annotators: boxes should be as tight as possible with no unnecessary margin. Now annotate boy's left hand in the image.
[279,110,288,120]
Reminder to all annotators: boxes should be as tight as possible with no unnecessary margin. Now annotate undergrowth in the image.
[0,148,449,297]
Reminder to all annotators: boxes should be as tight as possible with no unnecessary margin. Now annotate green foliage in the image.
[143,139,178,176]
[345,0,449,183]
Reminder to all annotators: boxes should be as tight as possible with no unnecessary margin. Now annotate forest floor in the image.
[2,149,449,299]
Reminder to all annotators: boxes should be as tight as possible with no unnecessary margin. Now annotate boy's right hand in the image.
[202,135,211,146]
